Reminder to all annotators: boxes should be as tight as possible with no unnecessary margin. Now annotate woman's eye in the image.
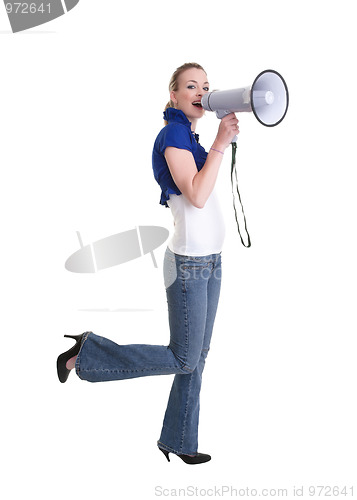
[187,85,209,91]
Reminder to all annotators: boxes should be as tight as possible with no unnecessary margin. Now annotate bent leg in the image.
[75,332,186,382]
[74,249,208,383]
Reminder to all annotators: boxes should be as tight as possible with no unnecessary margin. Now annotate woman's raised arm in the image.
[164,113,239,208]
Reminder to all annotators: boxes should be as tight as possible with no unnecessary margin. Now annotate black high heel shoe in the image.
[159,447,211,464]
[57,334,85,383]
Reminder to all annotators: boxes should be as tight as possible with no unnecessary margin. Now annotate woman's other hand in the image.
[213,113,239,151]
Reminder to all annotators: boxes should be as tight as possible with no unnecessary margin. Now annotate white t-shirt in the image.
[167,188,225,256]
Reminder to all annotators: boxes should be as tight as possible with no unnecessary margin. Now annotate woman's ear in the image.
[170,90,177,106]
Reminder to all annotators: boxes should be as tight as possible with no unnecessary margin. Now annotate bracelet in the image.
[210,147,224,155]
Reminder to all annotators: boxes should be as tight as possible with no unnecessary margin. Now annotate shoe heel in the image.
[64,334,83,341]
[159,448,170,462]
[57,333,85,383]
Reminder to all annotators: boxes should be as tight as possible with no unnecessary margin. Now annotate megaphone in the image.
[201,70,289,248]
[201,69,289,133]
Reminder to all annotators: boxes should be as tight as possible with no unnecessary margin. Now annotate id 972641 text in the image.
[294,485,354,497]
[5,2,51,14]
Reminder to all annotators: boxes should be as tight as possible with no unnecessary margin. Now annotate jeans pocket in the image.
[179,261,213,282]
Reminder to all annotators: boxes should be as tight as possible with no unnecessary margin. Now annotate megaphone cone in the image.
[251,70,289,126]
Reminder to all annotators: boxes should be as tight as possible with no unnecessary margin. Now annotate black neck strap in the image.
[231,142,251,247]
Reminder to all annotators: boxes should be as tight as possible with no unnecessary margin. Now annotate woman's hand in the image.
[213,113,239,151]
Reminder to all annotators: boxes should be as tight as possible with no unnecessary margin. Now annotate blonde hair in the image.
[164,62,206,125]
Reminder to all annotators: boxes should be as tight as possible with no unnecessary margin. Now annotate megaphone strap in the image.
[231,142,251,248]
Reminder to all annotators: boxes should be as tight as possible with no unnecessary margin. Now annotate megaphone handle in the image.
[215,110,238,143]
[216,109,231,119]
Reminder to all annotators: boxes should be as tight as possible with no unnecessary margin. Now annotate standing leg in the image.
[158,253,222,455]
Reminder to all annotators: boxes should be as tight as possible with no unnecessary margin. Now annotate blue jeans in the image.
[75,247,222,455]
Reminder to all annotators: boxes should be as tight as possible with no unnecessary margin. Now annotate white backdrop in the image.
[1,0,356,498]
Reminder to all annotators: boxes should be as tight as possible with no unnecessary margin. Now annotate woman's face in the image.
[170,68,210,124]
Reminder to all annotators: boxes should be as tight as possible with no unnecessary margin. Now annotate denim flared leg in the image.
[158,253,221,455]
[74,247,222,455]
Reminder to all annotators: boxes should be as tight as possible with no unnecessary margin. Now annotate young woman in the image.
[57,62,239,464]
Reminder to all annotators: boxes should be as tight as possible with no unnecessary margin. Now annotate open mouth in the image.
[192,101,203,108]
